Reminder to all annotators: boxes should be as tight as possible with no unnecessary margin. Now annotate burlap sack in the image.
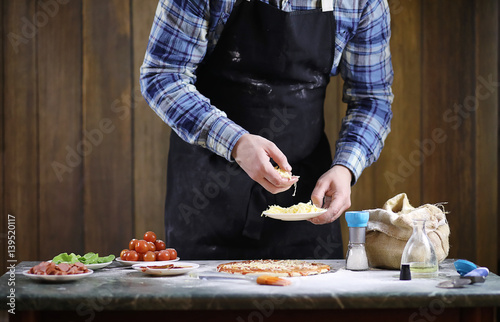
[365,193,450,269]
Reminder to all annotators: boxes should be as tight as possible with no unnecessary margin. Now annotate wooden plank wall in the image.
[475,0,498,276]
[82,0,134,256]
[422,0,498,270]
[131,0,170,239]
[0,3,5,319]
[3,0,38,266]
[0,0,5,277]
[38,0,84,260]
[422,0,477,262]
[0,0,498,274]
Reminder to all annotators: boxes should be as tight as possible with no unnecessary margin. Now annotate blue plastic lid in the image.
[464,267,489,277]
[345,211,369,227]
[454,259,478,276]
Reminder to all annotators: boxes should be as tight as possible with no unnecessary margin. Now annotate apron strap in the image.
[322,0,334,12]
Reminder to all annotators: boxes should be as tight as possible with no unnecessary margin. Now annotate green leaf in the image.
[79,252,98,264]
[52,252,79,264]
[52,252,115,264]
[97,254,115,263]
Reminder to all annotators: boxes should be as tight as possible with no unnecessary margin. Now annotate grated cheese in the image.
[274,166,292,179]
[274,166,297,196]
[262,201,324,215]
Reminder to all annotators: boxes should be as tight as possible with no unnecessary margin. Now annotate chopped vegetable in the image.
[257,275,292,286]
[52,252,115,264]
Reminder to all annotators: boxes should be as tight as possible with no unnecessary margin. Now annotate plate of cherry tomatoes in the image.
[116,231,179,266]
[116,257,179,266]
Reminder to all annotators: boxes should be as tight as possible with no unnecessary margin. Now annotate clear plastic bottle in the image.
[345,211,370,271]
[346,243,369,271]
[401,219,438,278]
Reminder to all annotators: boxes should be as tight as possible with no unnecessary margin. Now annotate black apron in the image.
[165,0,343,260]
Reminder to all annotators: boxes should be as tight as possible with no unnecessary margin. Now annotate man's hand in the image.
[309,165,352,224]
[232,134,298,194]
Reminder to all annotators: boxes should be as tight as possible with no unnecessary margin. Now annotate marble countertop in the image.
[1,259,499,311]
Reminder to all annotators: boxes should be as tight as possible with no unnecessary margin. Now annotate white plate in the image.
[23,269,93,282]
[262,209,327,221]
[84,261,113,270]
[115,257,180,266]
[132,262,199,276]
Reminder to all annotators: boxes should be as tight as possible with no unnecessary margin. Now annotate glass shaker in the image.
[345,211,369,271]
[401,219,438,278]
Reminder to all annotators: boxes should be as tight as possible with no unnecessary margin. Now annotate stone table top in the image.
[1,259,499,312]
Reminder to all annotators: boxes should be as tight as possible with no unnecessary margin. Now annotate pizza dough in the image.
[216,259,330,277]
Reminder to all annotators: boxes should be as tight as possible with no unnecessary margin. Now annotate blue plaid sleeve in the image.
[140,0,248,161]
[333,0,394,183]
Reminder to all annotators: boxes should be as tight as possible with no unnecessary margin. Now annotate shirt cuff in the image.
[332,142,367,185]
[205,116,249,161]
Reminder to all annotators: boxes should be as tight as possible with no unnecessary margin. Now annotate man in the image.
[140,0,393,259]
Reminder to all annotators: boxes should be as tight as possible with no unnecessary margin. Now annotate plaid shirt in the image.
[140,0,393,183]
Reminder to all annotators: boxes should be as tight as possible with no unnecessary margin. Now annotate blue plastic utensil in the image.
[464,267,489,277]
[454,259,477,276]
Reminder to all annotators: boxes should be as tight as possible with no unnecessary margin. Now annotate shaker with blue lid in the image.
[345,211,370,271]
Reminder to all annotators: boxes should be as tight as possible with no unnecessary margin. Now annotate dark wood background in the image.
[1,0,498,274]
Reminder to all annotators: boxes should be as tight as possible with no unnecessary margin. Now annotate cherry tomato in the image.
[143,251,156,261]
[138,253,144,261]
[120,250,129,260]
[157,250,171,261]
[135,240,149,254]
[154,240,166,251]
[147,241,156,252]
[129,238,137,250]
[120,249,128,259]
[143,231,157,243]
[125,250,139,261]
[166,248,177,260]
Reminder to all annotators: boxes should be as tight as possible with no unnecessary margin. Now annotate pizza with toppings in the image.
[216,259,330,277]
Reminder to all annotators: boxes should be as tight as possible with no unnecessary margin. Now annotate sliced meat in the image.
[57,263,71,272]
[27,261,89,275]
